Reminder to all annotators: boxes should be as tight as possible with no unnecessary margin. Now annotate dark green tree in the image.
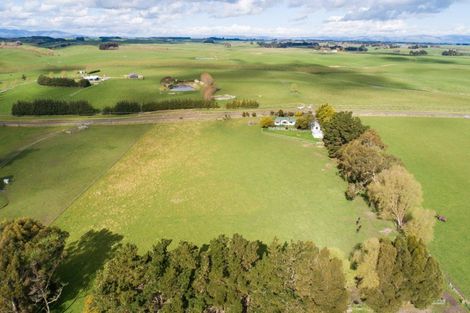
[92,244,146,312]
[0,218,69,313]
[322,111,368,157]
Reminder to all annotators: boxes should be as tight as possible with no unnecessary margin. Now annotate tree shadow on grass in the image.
[55,229,123,312]
[0,148,38,168]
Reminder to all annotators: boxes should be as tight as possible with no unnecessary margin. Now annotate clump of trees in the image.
[37,74,91,88]
[442,49,461,56]
[315,103,336,125]
[259,116,274,128]
[90,234,348,313]
[98,42,119,50]
[351,236,443,313]
[322,111,368,157]
[409,50,428,56]
[225,99,259,109]
[200,73,217,101]
[12,99,98,116]
[0,218,69,313]
[295,113,314,129]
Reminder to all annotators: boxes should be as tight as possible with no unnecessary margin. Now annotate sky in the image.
[1,0,470,37]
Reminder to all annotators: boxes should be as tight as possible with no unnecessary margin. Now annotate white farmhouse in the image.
[274,117,296,127]
[311,120,324,139]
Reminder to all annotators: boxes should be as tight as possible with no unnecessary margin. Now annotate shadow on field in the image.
[381,55,457,64]
[0,148,38,168]
[56,229,123,311]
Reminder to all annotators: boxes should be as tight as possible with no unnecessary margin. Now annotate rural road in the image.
[0,109,469,127]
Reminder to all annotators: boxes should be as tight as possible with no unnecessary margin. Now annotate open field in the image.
[0,124,151,224]
[2,43,470,114]
[364,117,470,298]
[48,119,389,312]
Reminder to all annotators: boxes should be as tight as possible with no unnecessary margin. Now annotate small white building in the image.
[274,117,296,127]
[83,75,101,82]
[311,120,324,139]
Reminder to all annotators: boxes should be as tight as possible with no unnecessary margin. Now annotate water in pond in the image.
[170,85,195,92]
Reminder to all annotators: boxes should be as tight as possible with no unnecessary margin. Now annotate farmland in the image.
[365,117,470,298]
[1,41,470,313]
[1,43,470,114]
[1,119,391,312]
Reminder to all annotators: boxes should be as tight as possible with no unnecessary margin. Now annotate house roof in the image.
[275,117,296,122]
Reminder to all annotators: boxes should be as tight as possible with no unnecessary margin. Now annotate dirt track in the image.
[0,109,469,127]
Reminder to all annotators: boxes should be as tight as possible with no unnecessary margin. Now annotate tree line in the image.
[11,99,219,116]
[225,99,259,109]
[0,218,442,313]
[11,99,98,116]
[37,74,91,88]
[316,104,437,243]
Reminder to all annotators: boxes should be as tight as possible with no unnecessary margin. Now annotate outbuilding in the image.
[311,120,324,139]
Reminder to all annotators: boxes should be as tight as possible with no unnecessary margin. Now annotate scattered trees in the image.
[0,218,69,313]
[315,103,336,126]
[322,111,368,157]
[352,236,443,313]
[367,165,423,229]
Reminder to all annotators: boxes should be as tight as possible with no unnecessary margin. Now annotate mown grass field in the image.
[364,117,470,298]
[1,43,470,114]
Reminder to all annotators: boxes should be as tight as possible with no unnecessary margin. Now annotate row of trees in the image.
[225,99,259,109]
[0,220,443,313]
[37,75,91,88]
[409,50,428,56]
[11,98,220,116]
[317,104,437,243]
[89,235,348,313]
[102,99,220,115]
[11,99,98,116]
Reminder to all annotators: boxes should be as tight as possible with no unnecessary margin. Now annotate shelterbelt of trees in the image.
[11,98,220,116]
[0,219,442,313]
[317,104,436,243]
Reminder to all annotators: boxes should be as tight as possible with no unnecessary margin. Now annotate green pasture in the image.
[0,124,150,224]
[364,117,470,298]
[50,119,389,312]
[1,43,470,114]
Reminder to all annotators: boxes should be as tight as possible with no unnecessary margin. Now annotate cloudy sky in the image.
[1,0,469,37]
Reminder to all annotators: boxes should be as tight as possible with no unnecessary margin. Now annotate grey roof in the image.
[274,117,296,122]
